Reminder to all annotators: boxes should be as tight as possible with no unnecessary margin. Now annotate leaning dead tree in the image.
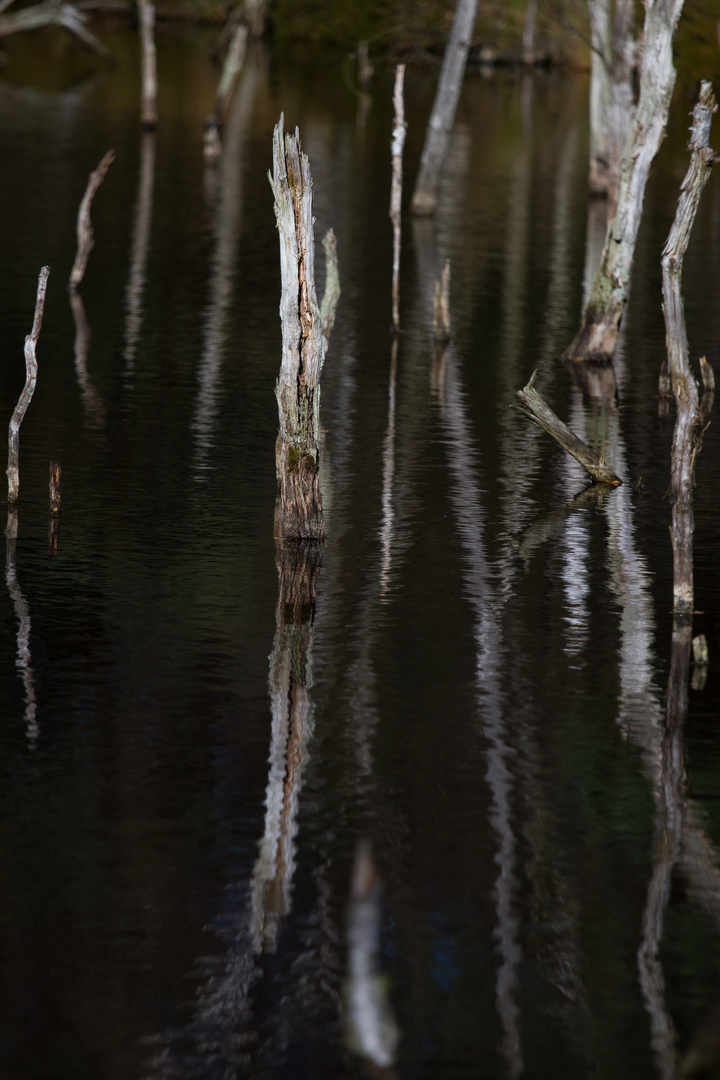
[662,81,717,615]
[7,267,50,506]
[516,370,622,485]
[137,0,158,130]
[203,18,248,163]
[410,0,479,216]
[390,64,406,332]
[587,0,635,205]
[69,150,114,294]
[269,117,329,541]
[564,0,685,363]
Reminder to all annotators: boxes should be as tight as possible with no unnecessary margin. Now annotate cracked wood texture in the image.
[662,80,717,614]
[269,117,326,541]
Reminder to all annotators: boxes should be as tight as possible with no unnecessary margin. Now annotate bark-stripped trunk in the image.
[137,0,158,130]
[269,117,326,541]
[410,0,479,217]
[662,81,716,614]
[587,0,635,205]
[565,0,685,363]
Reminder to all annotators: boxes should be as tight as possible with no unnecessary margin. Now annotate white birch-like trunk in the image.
[565,0,685,363]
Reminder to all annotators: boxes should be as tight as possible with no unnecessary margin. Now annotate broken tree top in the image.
[516,371,622,486]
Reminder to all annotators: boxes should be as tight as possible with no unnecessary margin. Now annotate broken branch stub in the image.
[516,372,622,485]
[269,116,326,541]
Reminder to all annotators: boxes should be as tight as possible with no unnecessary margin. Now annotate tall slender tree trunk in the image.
[565,0,685,364]
[410,0,479,217]
[588,0,635,204]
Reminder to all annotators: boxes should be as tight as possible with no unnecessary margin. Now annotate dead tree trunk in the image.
[587,0,635,205]
[269,117,326,542]
[7,267,50,506]
[137,0,158,130]
[564,0,685,363]
[69,150,114,294]
[390,64,406,332]
[662,81,717,614]
[410,0,479,217]
[203,20,248,163]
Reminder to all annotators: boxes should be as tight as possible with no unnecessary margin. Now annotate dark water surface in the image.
[2,28,720,1080]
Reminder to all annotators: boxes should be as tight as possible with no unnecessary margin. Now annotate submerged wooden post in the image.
[390,64,406,333]
[69,150,114,294]
[410,0,479,216]
[269,116,326,541]
[516,370,622,485]
[137,0,158,130]
[7,267,50,505]
[662,80,717,614]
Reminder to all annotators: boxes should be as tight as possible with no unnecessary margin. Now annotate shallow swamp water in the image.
[2,25,720,1080]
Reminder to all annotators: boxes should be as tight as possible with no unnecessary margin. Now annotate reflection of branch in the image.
[124,132,155,374]
[193,57,258,476]
[344,840,400,1071]
[5,510,38,745]
[378,339,398,599]
[70,291,106,429]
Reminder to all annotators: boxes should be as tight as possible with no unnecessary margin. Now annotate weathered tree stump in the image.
[662,80,717,614]
[269,117,327,541]
[516,370,622,485]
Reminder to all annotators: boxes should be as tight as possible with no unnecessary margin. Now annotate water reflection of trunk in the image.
[124,131,155,376]
[69,292,106,428]
[192,53,259,478]
[5,510,38,745]
[378,339,398,599]
[147,541,321,1077]
[413,193,523,1070]
[438,344,523,1077]
[251,540,320,951]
